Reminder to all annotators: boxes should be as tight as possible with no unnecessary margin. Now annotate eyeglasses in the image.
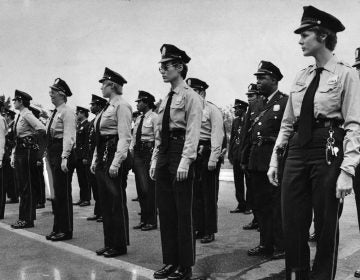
[158,64,177,73]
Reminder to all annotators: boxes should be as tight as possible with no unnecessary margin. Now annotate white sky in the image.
[0,0,359,112]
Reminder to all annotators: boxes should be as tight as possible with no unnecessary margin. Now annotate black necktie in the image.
[95,103,109,148]
[135,114,145,147]
[46,109,57,141]
[13,114,20,137]
[161,91,175,151]
[297,67,324,147]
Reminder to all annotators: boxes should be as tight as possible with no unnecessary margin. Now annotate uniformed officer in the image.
[186,77,224,244]
[73,106,91,207]
[3,109,18,204]
[228,99,248,213]
[90,67,132,258]
[0,100,8,219]
[150,44,202,280]
[86,94,107,222]
[245,83,260,104]
[45,78,76,241]
[241,61,287,259]
[267,6,360,279]
[130,90,158,231]
[10,90,46,229]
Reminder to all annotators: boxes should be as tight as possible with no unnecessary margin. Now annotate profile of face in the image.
[49,89,64,106]
[136,100,147,112]
[90,103,100,114]
[299,30,326,57]
[101,80,113,98]
[234,107,245,117]
[76,111,85,121]
[159,62,182,83]
[256,74,275,96]
[13,99,21,110]
[247,93,257,103]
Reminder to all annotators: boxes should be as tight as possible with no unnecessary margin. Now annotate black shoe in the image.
[73,200,82,206]
[46,232,57,240]
[153,264,177,279]
[79,200,90,207]
[355,269,360,278]
[271,249,285,259]
[96,216,103,223]
[168,266,192,280]
[200,234,215,244]
[132,197,139,201]
[96,247,110,256]
[243,221,259,230]
[308,232,317,242]
[103,248,127,258]
[11,220,34,229]
[6,198,19,204]
[36,203,45,209]
[195,231,204,239]
[50,232,72,241]
[87,215,100,221]
[230,206,246,213]
[141,224,157,231]
[247,245,273,256]
[133,222,145,229]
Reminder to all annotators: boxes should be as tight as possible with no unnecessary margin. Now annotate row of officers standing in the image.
[0,6,360,280]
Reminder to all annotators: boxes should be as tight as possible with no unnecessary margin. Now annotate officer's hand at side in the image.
[36,160,42,167]
[10,158,15,168]
[109,165,119,178]
[149,167,156,181]
[0,161,2,169]
[267,166,279,186]
[82,159,88,165]
[61,158,69,173]
[90,163,96,174]
[208,161,216,171]
[336,170,353,200]
[176,167,188,181]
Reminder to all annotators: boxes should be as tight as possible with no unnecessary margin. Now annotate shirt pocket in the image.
[316,82,342,112]
[202,108,210,123]
[170,95,185,110]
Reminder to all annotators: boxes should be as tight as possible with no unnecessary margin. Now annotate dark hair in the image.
[308,26,337,51]
[83,111,89,118]
[173,61,188,79]
[22,99,30,108]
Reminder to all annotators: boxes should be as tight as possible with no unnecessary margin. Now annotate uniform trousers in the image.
[232,158,246,209]
[47,141,74,233]
[88,167,101,217]
[3,158,18,201]
[133,144,157,225]
[0,167,4,219]
[193,144,220,235]
[75,158,91,202]
[14,147,38,222]
[282,128,344,280]
[156,138,195,267]
[34,163,46,205]
[95,138,129,250]
[353,166,360,230]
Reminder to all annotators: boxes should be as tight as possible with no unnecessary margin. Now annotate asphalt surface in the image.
[1,170,360,280]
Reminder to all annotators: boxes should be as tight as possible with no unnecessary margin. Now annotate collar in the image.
[266,89,279,103]
[19,107,30,116]
[56,102,66,110]
[171,80,188,95]
[144,109,153,119]
[109,95,120,105]
[309,54,338,74]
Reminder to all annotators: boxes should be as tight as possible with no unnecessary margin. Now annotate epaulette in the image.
[207,100,221,111]
[337,61,352,68]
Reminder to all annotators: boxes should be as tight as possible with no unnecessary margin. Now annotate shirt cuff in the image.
[151,160,157,170]
[340,162,355,177]
[178,157,192,170]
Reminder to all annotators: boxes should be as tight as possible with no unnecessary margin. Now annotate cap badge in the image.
[162,46,166,56]
[258,62,263,69]
[356,49,359,58]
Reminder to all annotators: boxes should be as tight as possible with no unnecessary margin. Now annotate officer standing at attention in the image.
[186,77,224,244]
[10,91,46,229]
[228,99,248,213]
[130,90,158,231]
[149,44,202,280]
[0,100,8,219]
[45,78,76,241]
[90,67,132,258]
[245,83,260,104]
[242,61,287,259]
[267,6,360,280]
[73,106,91,207]
[86,94,107,222]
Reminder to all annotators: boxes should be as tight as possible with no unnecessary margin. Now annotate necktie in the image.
[13,114,20,137]
[161,91,175,151]
[135,114,145,147]
[46,109,57,142]
[95,103,109,148]
[297,67,324,147]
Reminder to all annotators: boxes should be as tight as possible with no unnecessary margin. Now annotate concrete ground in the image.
[0,169,359,280]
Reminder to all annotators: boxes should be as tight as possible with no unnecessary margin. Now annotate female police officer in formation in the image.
[45,78,76,241]
[10,91,45,229]
[0,100,8,220]
[150,44,202,280]
[90,67,132,258]
[267,6,360,280]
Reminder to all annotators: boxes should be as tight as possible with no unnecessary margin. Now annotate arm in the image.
[0,118,7,166]
[61,108,76,158]
[24,112,46,160]
[209,105,224,163]
[129,117,138,151]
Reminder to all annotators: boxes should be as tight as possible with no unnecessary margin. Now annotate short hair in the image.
[81,110,89,118]
[172,61,188,79]
[308,26,337,51]
[22,99,30,108]
[110,82,123,95]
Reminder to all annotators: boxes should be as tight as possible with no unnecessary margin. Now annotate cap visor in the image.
[254,70,270,76]
[352,61,360,68]
[159,57,176,63]
[98,78,106,83]
[294,23,315,34]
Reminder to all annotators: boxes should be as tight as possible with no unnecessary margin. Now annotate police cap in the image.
[159,44,191,64]
[233,99,248,109]
[186,78,209,90]
[254,61,283,81]
[353,47,360,68]
[99,67,127,86]
[90,94,107,107]
[13,90,33,102]
[50,78,73,97]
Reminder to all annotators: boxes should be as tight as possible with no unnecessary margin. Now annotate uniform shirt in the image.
[14,107,45,138]
[0,115,8,162]
[130,109,158,150]
[75,119,90,160]
[151,80,203,170]
[92,95,132,169]
[46,103,76,158]
[200,100,224,163]
[270,55,360,176]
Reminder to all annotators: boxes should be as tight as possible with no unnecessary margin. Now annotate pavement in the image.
[0,170,360,280]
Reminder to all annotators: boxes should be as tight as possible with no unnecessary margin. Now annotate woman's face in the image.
[13,99,21,110]
[159,62,181,83]
[299,30,325,57]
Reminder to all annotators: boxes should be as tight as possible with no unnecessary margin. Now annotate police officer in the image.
[73,106,91,207]
[0,100,8,219]
[90,67,132,258]
[228,99,248,213]
[267,6,360,279]
[10,90,46,229]
[130,90,158,231]
[86,94,107,222]
[186,78,224,244]
[3,109,18,204]
[246,83,260,104]
[242,61,287,259]
[150,44,202,280]
[45,78,76,241]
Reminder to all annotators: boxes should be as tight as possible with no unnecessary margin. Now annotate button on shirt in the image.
[15,108,45,138]
[151,81,203,170]
[130,110,158,150]
[270,55,360,176]
[46,103,76,158]
[92,95,132,169]
[0,116,8,162]
[200,100,224,163]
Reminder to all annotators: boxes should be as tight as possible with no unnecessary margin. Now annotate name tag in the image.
[273,105,280,112]
[327,75,339,85]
